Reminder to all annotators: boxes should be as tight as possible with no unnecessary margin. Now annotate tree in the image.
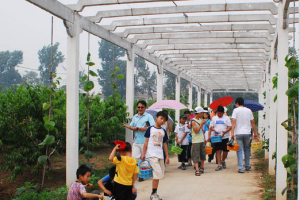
[164,70,176,99]
[97,40,127,99]
[0,50,23,91]
[135,57,157,100]
[23,71,40,85]
[38,43,64,87]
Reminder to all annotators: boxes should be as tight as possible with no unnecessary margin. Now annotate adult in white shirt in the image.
[231,97,258,173]
[208,106,232,171]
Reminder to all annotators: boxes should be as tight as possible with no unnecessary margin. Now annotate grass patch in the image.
[254,149,276,200]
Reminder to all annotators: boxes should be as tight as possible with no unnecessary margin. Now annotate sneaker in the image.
[186,162,192,166]
[238,169,245,173]
[178,164,183,169]
[138,177,144,182]
[215,165,223,171]
[182,164,186,170]
[150,193,162,200]
[246,166,251,171]
[208,158,212,163]
[221,161,226,169]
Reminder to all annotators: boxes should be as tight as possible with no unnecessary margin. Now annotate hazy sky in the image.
[1,0,299,92]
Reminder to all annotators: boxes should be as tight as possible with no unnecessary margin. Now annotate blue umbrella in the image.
[145,109,174,126]
[233,100,264,112]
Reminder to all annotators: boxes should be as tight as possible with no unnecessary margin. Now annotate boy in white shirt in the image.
[141,111,170,200]
[174,114,190,170]
[209,106,232,171]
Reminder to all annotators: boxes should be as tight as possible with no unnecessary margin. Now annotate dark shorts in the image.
[178,145,188,163]
[215,138,229,152]
[191,142,206,163]
[114,182,136,200]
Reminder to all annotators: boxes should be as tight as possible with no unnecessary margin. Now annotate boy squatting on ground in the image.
[67,165,104,200]
[109,142,139,200]
[141,111,170,200]
[97,165,137,200]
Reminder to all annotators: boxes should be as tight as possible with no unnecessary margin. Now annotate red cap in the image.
[113,140,126,151]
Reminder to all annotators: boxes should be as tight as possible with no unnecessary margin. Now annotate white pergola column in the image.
[66,18,81,187]
[210,93,213,106]
[276,2,288,199]
[197,87,201,107]
[204,90,208,107]
[125,49,135,144]
[188,83,193,110]
[264,63,270,160]
[258,85,264,135]
[156,68,163,101]
[269,58,278,175]
[175,76,181,121]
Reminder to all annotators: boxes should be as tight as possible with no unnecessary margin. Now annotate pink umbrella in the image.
[148,100,188,110]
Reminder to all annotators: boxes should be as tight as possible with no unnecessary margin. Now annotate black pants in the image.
[178,145,188,163]
[163,140,169,164]
[187,142,192,159]
[209,143,216,161]
[114,182,135,200]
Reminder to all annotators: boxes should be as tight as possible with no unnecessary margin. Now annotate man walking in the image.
[231,97,258,173]
[121,100,155,181]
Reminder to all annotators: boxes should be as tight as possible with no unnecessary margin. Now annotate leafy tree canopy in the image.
[38,43,64,87]
[0,50,23,91]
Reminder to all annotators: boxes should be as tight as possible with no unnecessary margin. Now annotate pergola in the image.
[24,0,299,199]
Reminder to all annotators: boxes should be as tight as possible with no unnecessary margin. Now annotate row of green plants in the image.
[262,53,299,198]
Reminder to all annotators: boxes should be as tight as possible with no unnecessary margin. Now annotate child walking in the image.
[174,114,189,170]
[67,165,104,200]
[184,110,193,166]
[191,107,207,176]
[109,142,139,200]
[141,111,170,200]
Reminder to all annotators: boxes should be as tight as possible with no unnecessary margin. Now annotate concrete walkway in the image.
[136,152,263,200]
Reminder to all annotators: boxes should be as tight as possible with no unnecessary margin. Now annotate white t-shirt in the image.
[174,123,189,145]
[210,115,232,139]
[144,126,168,159]
[232,107,254,135]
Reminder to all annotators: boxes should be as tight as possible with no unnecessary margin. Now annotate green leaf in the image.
[80,75,88,82]
[286,84,298,98]
[282,186,289,196]
[288,68,299,78]
[53,109,62,115]
[117,74,124,79]
[38,155,48,165]
[282,154,288,164]
[38,142,45,149]
[43,103,50,110]
[288,144,297,155]
[83,81,94,92]
[44,121,55,131]
[43,116,49,122]
[285,56,294,68]
[272,75,277,89]
[86,62,95,66]
[52,73,57,78]
[53,127,58,134]
[43,135,55,145]
[115,67,120,72]
[273,94,277,103]
[52,100,58,104]
[110,73,116,78]
[46,88,53,95]
[87,53,91,62]
[89,70,98,77]
[285,54,289,62]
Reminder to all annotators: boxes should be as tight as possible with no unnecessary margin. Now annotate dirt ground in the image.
[135,151,264,200]
[0,146,112,199]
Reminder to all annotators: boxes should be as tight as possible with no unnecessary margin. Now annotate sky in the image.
[1,0,299,92]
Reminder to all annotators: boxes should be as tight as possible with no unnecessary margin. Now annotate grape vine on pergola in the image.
[24,0,299,199]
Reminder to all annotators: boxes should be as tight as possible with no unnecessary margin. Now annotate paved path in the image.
[135,152,263,200]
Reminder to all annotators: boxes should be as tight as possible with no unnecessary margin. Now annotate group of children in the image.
[68,111,170,200]
[174,106,233,175]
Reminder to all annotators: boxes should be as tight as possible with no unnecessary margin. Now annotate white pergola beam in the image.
[87,2,278,22]
[102,14,298,31]
[115,24,279,37]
